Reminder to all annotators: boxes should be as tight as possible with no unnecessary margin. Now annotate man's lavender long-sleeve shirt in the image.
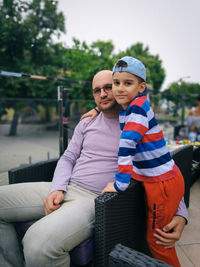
[50,112,188,220]
[51,113,121,194]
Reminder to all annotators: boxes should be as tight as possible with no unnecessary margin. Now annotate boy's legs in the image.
[23,184,97,267]
[0,182,50,267]
[143,171,184,267]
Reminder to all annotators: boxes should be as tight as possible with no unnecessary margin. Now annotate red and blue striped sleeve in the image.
[114,97,149,192]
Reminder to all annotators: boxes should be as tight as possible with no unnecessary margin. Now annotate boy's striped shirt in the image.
[114,95,178,193]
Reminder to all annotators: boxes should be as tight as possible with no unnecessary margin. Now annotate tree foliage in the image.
[63,38,115,100]
[0,0,66,135]
[163,81,200,108]
[0,0,65,99]
[0,1,167,101]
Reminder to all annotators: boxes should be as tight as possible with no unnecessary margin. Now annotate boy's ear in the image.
[138,82,146,93]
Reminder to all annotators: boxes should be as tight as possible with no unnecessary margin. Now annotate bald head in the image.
[92,70,112,88]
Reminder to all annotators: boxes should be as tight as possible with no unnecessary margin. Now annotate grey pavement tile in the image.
[0,131,59,173]
[178,179,200,246]
[180,244,200,267]
[176,179,200,266]
[176,245,195,267]
[189,180,200,211]
[0,172,8,186]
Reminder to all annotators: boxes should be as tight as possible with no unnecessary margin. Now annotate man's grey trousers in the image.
[0,182,97,267]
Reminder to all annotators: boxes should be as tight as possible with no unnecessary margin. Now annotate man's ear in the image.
[138,82,146,93]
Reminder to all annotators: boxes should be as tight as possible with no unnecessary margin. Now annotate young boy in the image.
[101,56,184,267]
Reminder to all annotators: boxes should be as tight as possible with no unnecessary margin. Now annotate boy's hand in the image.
[101,182,117,194]
[154,215,185,248]
[80,108,99,121]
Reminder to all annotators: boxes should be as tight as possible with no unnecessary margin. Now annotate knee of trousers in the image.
[23,230,65,265]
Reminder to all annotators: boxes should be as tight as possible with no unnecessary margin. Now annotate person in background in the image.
[0,70,187,267]
[187,94,200,142]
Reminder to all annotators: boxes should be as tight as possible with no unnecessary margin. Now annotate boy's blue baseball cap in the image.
[112,56,146,82]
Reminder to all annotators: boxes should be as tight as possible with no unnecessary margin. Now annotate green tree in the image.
[0,0,167,134]
[163,81,200,108]
[0,0,65,98]
[0,0,65,135]
[63,39,115,100]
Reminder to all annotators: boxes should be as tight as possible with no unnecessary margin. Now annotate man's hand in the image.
[101,182,117,194]
[44,190,65,215]
[154,215,186,248]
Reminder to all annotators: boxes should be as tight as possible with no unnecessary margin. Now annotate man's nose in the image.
[100,88,107,97]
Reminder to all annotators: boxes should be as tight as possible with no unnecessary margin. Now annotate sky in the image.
[57,0,200,90]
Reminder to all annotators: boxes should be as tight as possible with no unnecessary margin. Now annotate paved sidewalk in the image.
[0,124,59,175]
[176,179,200,266]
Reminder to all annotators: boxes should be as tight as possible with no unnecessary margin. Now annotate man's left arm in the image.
[50,119,89,193]
[175,197,188,222]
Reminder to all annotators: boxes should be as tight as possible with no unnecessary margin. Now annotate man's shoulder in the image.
[76,117,92,129]
[76,112,113,130]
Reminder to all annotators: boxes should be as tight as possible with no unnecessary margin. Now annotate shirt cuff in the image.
[113,182,123,192]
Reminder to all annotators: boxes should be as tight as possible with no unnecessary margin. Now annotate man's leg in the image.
[0,182,51,267]
[23,184,97,267]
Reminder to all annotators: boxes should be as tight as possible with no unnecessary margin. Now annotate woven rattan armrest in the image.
[8,158,58,184]
[94,180,147,267]
[109,243,171,267]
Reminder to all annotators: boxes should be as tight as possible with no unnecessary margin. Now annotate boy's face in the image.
[112,72,146,110]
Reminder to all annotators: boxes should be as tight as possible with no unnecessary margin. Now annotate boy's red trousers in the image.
[143,170,185,267]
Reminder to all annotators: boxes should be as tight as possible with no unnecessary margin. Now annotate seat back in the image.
[9,159,58,184]
[171,145,193,207]
[94,180,148,267]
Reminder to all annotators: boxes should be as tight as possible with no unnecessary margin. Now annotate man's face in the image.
[92,71,119,113]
